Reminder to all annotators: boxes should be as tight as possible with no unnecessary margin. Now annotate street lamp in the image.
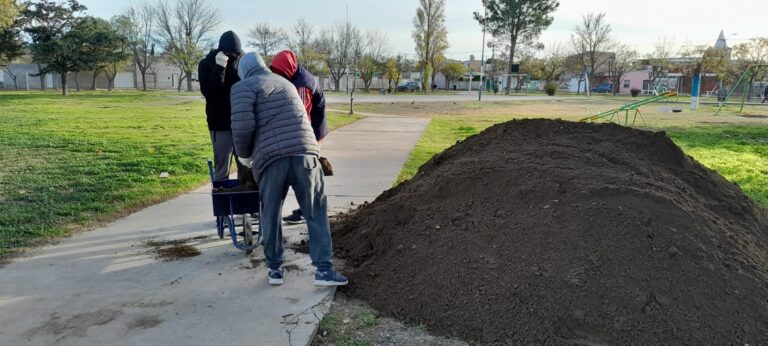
[478,0,488,102]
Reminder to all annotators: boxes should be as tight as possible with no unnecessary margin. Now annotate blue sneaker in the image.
[268,268,284,286]
[314,269,348,287]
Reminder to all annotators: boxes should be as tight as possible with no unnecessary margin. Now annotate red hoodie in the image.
[271,50,313,119]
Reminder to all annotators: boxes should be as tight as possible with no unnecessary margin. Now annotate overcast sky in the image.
[80,0,763,60]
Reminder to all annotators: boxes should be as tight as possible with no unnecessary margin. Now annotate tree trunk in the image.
[61,73,68,96]
[506,42,517,95]
[333,76,340,92]
[74,72,81,91]
[141,70,147,91]
[37,64,46,90]
[91,71,98,90]
[186,69,193,91]
[107,71,114,91]
[431,71,437,92]
[747,75,755,101]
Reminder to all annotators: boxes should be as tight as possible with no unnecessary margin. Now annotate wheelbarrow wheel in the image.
[243,214,254,255]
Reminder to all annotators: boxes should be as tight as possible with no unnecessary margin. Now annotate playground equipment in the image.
[580,91,678,126]
[715,64,768,116]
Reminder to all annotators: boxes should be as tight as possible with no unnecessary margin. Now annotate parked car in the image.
[591,82,614,93]
[397,81,421,92]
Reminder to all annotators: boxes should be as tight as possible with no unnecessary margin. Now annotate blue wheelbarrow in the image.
[208,160,261,255]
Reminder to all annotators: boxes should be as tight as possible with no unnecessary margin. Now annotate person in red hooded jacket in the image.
[270,50,329,224]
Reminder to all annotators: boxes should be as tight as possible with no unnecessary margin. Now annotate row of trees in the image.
[469,4,767,96]
[0,0,223,95]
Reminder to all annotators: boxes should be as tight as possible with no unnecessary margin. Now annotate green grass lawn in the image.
[0,91,360,257]
[397,116,768,208]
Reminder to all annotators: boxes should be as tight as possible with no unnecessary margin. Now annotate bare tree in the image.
[645,37,675,92]
[247,22,287,59]
[570,12,614,87]
[732,38,768,99]
[115,3,156,91]
[412,0,449,93]
[538,42,567,84]
[290,17,313,58]
[154,0,220,92]
[317,21,357,92]
[357,30,389,92]
[607,43,638,95]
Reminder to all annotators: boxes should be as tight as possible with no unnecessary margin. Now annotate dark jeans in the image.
[259,156,333,271]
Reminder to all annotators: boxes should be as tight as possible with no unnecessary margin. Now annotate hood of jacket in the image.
[238,52,270,80]
[218,31,243,55]
[270,50,299,80]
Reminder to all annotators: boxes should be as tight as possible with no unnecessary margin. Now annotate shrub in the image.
[631,88,641,97]
[544,83,557,96]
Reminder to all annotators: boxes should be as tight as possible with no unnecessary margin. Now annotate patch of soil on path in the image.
[332,119,768,344]
[146,239,201,261]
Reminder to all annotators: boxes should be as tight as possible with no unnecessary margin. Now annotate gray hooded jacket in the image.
[230,53,320,178]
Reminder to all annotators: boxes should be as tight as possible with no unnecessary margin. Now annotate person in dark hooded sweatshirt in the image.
[231,52,348,288]
[270,50,328,225]
[198,31,245,181]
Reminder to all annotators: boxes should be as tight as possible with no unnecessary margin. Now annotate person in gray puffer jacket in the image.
[230,52,348,287]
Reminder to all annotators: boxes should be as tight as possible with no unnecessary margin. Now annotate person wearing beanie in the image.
[230,52,348,287]
[270,50,329,225]
[198,31,246,181]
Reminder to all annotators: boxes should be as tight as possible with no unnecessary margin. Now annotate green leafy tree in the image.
[681,44,731,84]
[22,0,87,92]
[384,54,410,92]
[413,0,449,93]
[440,62,466,89]
[64,16,125,90]
[24,0,90,95]
[0,14,25,90]
[475,0,559,95]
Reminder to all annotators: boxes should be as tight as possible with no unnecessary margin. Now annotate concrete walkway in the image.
[0,115,430,346]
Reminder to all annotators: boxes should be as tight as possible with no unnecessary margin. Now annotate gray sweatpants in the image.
[210,130,234,181]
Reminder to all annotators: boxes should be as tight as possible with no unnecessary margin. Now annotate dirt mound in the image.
[332,119,768,344]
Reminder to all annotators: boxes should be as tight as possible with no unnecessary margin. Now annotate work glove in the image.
[319,157,334,176]
[215,52,229,68]
[238,157,253,168]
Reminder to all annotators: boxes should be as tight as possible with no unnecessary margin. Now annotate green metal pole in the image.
[716,66,751,116]
[739,66,753,113]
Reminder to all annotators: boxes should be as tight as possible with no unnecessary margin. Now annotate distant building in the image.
[463,55,481,73]
[2,55,200,91]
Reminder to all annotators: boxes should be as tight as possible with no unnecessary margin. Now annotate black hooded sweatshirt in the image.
[198,31,244,131]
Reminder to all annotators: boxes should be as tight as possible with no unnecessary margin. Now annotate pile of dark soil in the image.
[332,119,768,344]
